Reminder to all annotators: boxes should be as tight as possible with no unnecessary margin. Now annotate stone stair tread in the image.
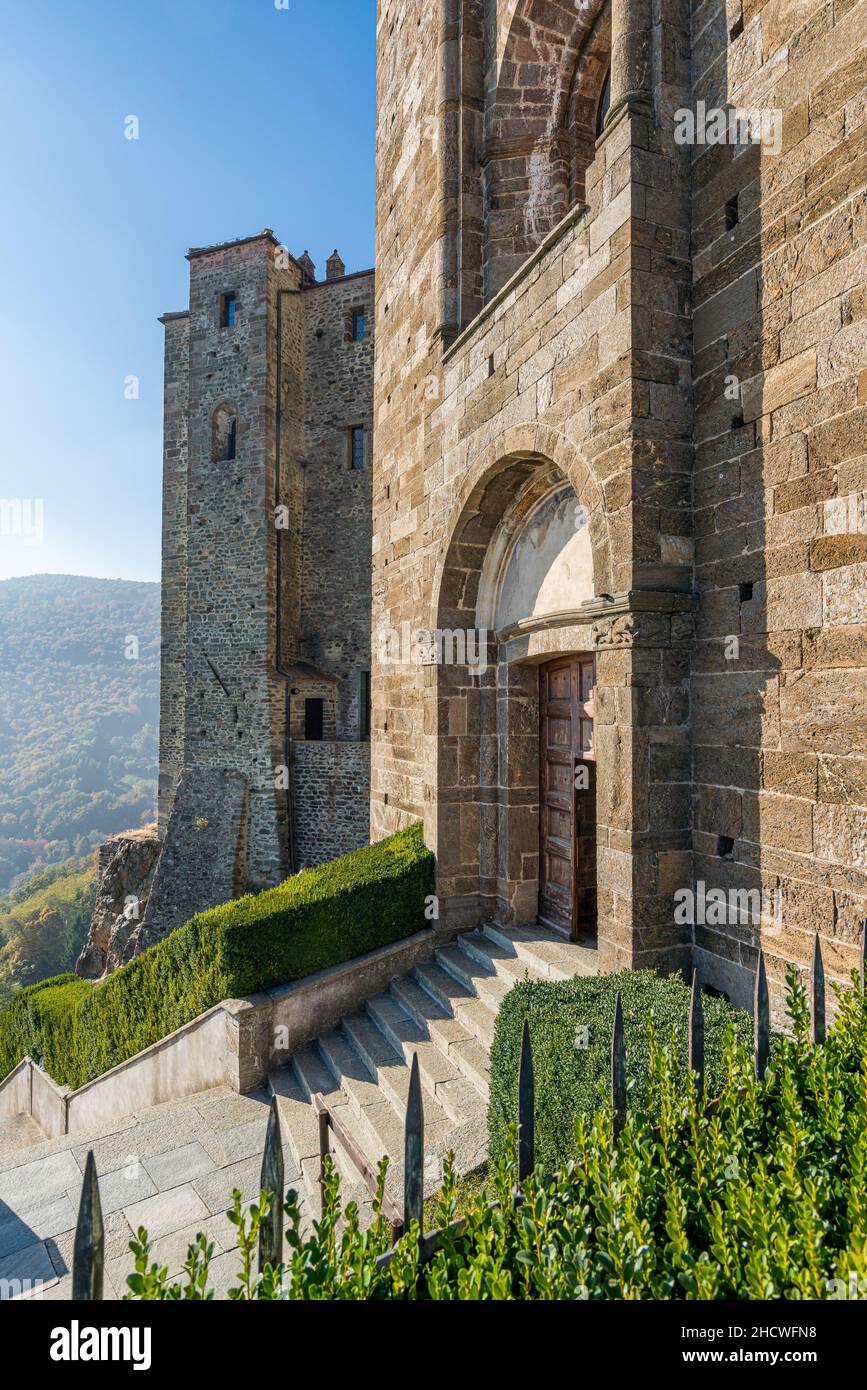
[341,1008,405,1076]
[292,1046,348,1111]
[434,941,496,992]
[270,1069,323,1165]
[340,1011,436,1123]
[455,936,546,996]
[389,974,467,1044]
[482,922,596,980]
[413,958,477,1013]
[445,1036,491,1099]
[450,994,498,1051]
[365,992,463,1088]
[460,964,513,1008]
[316,1029,383,1113]
[389,973,492,1101]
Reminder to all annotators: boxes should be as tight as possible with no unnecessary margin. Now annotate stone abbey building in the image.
[370,0,866,1018]
[83,0,865,1019]
[79,237,375,974]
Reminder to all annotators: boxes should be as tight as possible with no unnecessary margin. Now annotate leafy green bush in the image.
[123,968,867,1300]
[487,969,755,1172]
[0,825,433,1089]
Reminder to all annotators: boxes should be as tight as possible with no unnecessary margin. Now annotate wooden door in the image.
[538,656,596,939]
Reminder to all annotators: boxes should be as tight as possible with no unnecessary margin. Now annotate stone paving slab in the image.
[0,1192,77,1259]
[123,1183,212,1241]
[143,1140,216,1190]
[0,1148,83,1209]
[86,1163,158,1217]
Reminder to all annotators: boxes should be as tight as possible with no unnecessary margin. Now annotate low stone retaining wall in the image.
[0,926,448,1141]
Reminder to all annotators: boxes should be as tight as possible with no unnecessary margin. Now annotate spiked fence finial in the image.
[688,969,705,1098]
[259,1094,285,1273]
[72,1150,104,1301]
[811,932,826,1046]
[404,1052,424,1233]
[518,1017,535,1182]
[754,948,769,1082]
[611,990,626,1138]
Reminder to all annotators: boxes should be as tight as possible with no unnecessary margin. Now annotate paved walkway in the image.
[0,1086,310,1300]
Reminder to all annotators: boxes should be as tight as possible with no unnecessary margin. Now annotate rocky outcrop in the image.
[76,829,161,979]
[125,767,249,958]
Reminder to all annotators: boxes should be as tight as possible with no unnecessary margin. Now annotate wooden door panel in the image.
[539,655,597,939]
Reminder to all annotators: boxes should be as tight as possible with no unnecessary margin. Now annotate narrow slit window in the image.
[360,670,371,739]
[352,309,366,341]
[305,698,324,741]
[596,70,611,138]
[350,426,366,470]
[220,293,237,328]
[725,196,739,231]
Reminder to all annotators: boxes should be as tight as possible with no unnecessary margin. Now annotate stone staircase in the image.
[269,922,596,1213]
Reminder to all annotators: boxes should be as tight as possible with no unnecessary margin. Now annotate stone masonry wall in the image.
[157,313,190,834]
[373,0,865,1003]
[293,741,371,867]
[123,235,375,968]
[183,233,294,889]
[301,271,374,740]
[689,0,867,1016]
[372,0,698,974]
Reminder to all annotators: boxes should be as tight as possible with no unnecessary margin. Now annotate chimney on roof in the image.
[326,249,346,281]
[297,250,316,284]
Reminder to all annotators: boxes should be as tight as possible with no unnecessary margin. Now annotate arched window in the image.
[211,405,237,463]
[483,0,612,297]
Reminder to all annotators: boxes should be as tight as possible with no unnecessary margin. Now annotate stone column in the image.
[608,0,652,120]
[592,599,693,978]
[435,0,460,342]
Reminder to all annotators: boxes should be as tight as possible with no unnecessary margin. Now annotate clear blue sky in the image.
[0,0,376,584]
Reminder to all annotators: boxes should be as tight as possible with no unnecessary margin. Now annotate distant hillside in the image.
[0,574,159,895]
[0,858,98,1009]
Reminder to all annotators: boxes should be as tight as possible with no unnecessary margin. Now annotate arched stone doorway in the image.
[432,443,610,947]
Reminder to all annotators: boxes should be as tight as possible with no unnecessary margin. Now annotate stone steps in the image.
[268,922,597,1215]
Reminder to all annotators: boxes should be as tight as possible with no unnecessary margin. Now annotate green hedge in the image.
[0,824,433,1091]
[200,820,435,996]
[488,969,755,1173]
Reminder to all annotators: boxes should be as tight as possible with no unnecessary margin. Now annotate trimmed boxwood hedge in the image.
[0,824,433,1091]
[488,969,755,1174]
[200,819,435,995]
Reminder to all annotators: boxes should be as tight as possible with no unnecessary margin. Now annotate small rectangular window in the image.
[305,698,324,741]
[352,309,366,341]
[360,671,371,739]
[220,293,237,328]
[350,426,365,470]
